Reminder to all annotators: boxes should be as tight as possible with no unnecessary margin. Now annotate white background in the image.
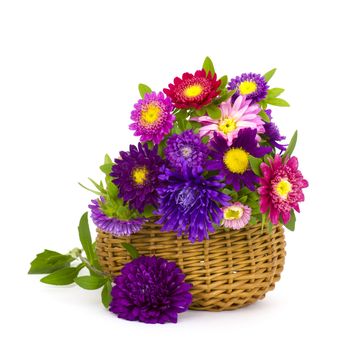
[1,1,349,349]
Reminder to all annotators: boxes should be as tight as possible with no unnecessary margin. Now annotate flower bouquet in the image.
[29,57,308,324]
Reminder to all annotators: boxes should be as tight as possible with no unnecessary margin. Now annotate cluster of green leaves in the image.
[29,213,113,308]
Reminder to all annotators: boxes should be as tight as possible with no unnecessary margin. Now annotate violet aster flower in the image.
[111,143,164,212]
[156,167,231,243]
[129,92,175,144]
[109,256,192,324]
[228,72,268,103]
[263,109,287,152]
[208,129,272,191]
[89,198,144,236]
[164,130,209,171]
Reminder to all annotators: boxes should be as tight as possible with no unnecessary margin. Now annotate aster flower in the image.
[156,167,230,243]
[229,72,268,103]
[263,109,287,152]
[221,202,252,230]
[163,69,221,110]
[89,198,144,236]
[192,96,265,145]
[129,92,175,144]
[164,130,209,171]
[109,256,192,324]
[208,129,272,191]
[111,143,163,212]
[258,155,308,225]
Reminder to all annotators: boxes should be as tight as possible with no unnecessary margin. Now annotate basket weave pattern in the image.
[96,219,286,311]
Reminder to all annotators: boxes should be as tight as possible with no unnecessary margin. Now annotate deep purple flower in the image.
[109,256,192,324]
[208,129,272,191]
[263,109,287,152]
[129,92,175,144]
[164,130,209,171]
[228,72,268,103]
[111,143,164,212]
[156,167,231,243]
[89,198,144,236]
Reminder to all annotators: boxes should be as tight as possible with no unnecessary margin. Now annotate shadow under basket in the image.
[96,218,286,311]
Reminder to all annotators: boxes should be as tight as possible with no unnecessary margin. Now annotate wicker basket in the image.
[96,218,286,311]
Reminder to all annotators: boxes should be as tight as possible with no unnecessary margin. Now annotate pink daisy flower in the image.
[192,96,265,145]
[258,155,308,225]
[221,202,252,229]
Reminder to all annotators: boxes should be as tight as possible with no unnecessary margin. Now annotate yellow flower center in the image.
[132,167,148,185]
[218,118,237,134]
[141,103,161,124]
[239,81,257,95]
[276,179,292,199]
[223,148,249,174]
[224,206,243,220]
[183,84,203,98]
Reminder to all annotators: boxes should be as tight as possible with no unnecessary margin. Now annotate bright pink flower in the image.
[258,155,308,225]
[192,96,265,145]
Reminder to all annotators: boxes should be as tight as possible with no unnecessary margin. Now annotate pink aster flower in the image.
[129,92,175,144]
[221,202,251,229]
[192,96,265,145]
[258,155,308,225]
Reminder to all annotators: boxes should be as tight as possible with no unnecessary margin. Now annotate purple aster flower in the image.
[208,129,272,191]
[263,109,287,153]
[109,256,192,324]
[164,130,209,171]
[111,143,164,213]
[228,73,268,103]
[129,92,175,144]
[156,167,231,243]
[89,198,144,236]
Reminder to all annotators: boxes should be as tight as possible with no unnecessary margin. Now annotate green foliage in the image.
[138,83,152,98]
[283,210,296,231]
[263,68,277,82]
[283,130,298,160]
[219,75,228,90]
[143,205,155,218]
[258,110,270,123]
[121,243,140,260]
[265,97,290,107]
[28,250,74,274]
[249,156,263,177]
[101,280,112,308]
[202,56,215,75]
[206,104,221,119]
[78,212,94,265]
[40,265,83,285]
[267,88,284,98]
[75,275,107,290]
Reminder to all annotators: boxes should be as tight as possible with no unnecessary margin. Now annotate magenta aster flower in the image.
[156,167,230,243]
[208,129,272,191]
[111,143,164,212]
[229,72,268,103]
[110,256,192,324]
[129,92,175,144]
[163,69,221,110]
[258,155,308,225]
[164,130,209,171]
[89,198,144,236]
[221,202,251,230]
[192,96,265,145]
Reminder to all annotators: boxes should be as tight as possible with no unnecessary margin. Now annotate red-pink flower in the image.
[163,69,221,110]
[258,155,308,225]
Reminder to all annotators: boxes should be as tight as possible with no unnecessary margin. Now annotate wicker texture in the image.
[96,219,286,311]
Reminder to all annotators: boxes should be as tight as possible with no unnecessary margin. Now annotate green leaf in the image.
[78,212,95,264]
[219,75,228,90]
[206,104,221,119]
[249,156,263,177]
[202,56,215,75]
[283,130,298,160]
[143,205,155,218]
[265,97,290,107]
[100,163,113,175]
[78,182,102,196]
[239,195,248,203]
[29,250,74,274]
[258,110,270,123]
[284,210,296,231]
[88,178,105,193]
[174,109,188,119]
[267,88,284,98]
[104,154,112,164]
[138,84,152,98]
[263,68,277,82]
[74,275,107,290]
[101,280,112,308]
[40,266,82,285]
[261,212,267,232]
[121,243,140,260]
